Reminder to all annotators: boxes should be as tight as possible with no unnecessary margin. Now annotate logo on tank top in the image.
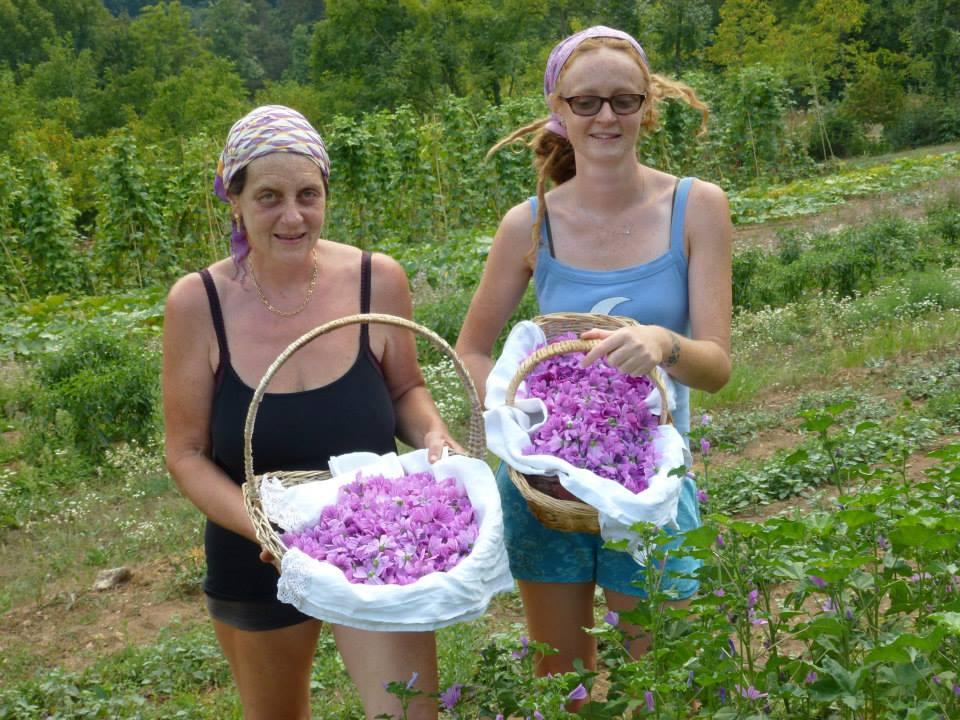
[590,296,631,314]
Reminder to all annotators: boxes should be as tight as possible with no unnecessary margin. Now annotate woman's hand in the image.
[579,325,673,377]
[424,429,464,463]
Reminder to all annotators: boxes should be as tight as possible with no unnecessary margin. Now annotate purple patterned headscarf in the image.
[214,105,330,264]
[543,26,649,139]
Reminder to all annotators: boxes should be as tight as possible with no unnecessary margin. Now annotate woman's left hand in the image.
[425,429,463,463]
[579,325,671,377]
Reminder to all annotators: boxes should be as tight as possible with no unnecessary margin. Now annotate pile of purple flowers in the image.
[520,334,661,493]
[282,472,478,585]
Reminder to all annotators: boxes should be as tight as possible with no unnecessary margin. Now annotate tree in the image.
[637,0,714,77]
[705,0,781,69]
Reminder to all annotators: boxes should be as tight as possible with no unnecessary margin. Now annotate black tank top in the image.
[199,251,397,601]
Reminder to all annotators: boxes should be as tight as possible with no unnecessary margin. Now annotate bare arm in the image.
[162,273,258,542]
[369,253,458,460]
[454,202,535,402]
[581,179,732,392]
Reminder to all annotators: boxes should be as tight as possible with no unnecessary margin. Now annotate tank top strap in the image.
[669,177,694,260]
[199,268,229,392]
[359,250,372,349]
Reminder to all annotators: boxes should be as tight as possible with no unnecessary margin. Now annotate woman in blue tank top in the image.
[455,26,733,704]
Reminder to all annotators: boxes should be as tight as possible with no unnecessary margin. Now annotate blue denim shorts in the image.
[496,463,702,598]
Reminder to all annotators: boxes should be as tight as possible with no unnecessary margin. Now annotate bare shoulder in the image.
[497,200,535,245]
[686,178,732,247]
[688,178,731,218]
[165,270,209,320]
[369,251,413,315]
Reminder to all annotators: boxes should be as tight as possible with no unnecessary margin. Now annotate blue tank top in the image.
[531,177,693,436]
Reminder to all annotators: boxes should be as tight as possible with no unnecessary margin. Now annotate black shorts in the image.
[205,594,315,631]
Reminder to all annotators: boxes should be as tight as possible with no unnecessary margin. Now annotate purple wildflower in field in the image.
[747,589,759,608]
[809,575,827,588]
[716,534,726,548]
[495,715,504,720]
[805,671,818,684]
[877,534,890,550]
[933,675,941,685]
[534,711,544,720]
[714,588,726,597]
[822,598,835,612]
[512,636,529,660]
[439,683,463,710]
[701,413,712,426]
[604,610,619,626]
[567,684,588,701]
[644,690,655,711]
[736,684,767,700]
[718,687,727,704]
[519,334,660,493]
[700,437,711,456]
[281,472,477,585]
[953,683,960,697]
[696,488,708,503]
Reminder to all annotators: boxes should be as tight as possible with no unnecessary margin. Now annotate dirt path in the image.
[732,174,959,251]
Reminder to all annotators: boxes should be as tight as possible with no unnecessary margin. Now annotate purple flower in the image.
[520,339,662,493]
[805,671,817,684]
[406,671,419,690]
[644,690,655,711]
[718,687,727,704]
[809,575,827,588]
[512,636,529,660]
[716,534,726,548]
[747,589,759,609]
[439,683,463,710]
[877,534,890,550]
[495,716,504,720]
[700,437,711,456]
[567,684,588,701]
[953,683,960,697]
[534,711,544,720]
[282,471,479,586]
[701,413,712,426]
[736,684,767,700]
[604,610,619,626]
[714,588,726,597]
[933,675,941,685]
[696,488,708,503]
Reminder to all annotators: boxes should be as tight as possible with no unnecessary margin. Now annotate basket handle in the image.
[504,338,673,426]
[243,312,485,485]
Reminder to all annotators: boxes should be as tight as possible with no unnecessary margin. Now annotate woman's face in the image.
[551,46,648,163]
[230,152,326,263]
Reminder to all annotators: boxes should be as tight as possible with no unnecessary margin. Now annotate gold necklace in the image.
[248,251,319,318]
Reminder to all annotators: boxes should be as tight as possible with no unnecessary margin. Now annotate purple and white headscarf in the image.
[214,105,330,264]
[543,26,649,139]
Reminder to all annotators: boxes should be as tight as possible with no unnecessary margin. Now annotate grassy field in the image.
[1,151,959,718]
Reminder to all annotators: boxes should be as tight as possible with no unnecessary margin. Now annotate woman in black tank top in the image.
[162,105,456,720]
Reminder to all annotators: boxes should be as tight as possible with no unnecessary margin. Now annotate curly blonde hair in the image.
[489,37,709,259]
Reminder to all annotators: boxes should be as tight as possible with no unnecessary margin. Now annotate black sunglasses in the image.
[560,93,647,117]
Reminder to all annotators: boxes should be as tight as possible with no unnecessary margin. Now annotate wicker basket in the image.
[242,313,485,569]
[504,312,671,534]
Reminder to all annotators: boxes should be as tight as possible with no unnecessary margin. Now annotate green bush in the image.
[31,325,160,461]
[885,94,960,150]
[807,105,870,160]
